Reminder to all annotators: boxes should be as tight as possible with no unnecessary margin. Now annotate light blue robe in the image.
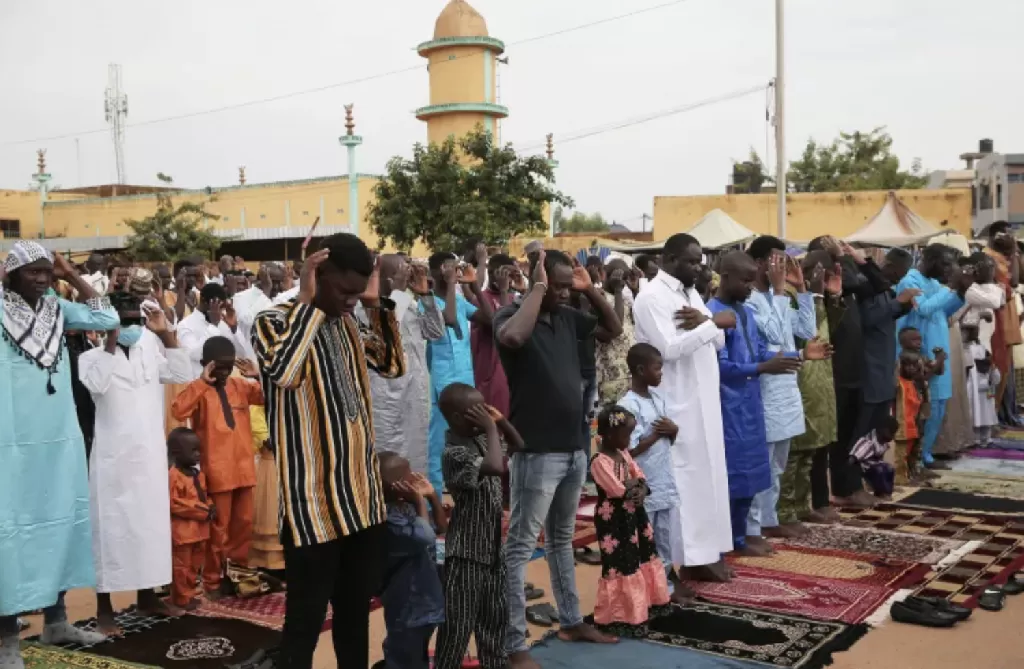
[895,268,965,401]
[745,288,816,443]
[426,292,477,494]
[0,291,118,615]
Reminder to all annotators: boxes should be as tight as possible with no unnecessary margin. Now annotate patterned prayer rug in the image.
[189,592,354,631]
[594,603,867,669]
[777,524,963,565]
[898,488,1024,514]
[840,504,1024,605]
[21,644,158,669]
[966,447,1024,461]
[690,545,929,623]
[33,614,279,669]
[926,471,1024,499]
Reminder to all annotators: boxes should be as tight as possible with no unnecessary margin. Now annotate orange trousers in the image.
[205,487,255,593]
[171,541,206,606]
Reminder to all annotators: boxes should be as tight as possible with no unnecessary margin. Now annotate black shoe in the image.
[1002,572,1024,595]
[891,600,959,627]
[912,597,972,621]
[978,586,1006,612]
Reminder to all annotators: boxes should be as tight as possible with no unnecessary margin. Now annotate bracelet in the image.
[533,282,548,294]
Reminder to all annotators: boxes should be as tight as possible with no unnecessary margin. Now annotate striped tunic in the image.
[253,299,405,547]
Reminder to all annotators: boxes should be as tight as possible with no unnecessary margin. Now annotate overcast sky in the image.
[1,0,1020,229]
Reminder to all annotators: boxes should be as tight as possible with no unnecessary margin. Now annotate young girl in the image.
[591,405,670,627]
[965,324,1001,446]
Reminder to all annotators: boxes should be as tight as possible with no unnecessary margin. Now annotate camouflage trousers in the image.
[894,439,918,486]
[778,449,815,524]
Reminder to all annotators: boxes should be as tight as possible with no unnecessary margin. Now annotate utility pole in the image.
[641,213,650,233]
[774,0,786,238]
[104,64,129,184]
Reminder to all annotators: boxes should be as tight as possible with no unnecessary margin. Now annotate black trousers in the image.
[434,557,507,669]
[281,524,386,669]
[826,387,863,498]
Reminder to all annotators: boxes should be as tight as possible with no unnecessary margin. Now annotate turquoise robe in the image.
[0,291,118,615]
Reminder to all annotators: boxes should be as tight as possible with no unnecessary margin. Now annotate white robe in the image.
[79,330,193,593]
[967,342,1001,429]
[633,270,733,567]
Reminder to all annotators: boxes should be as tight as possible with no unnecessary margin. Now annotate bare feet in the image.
[670,586,695,605]
[557,622,618,645]
[204,589,223,602]
[833,489,876,509]
[733,536,774,557]
[183,598,202,611]
[763,525,801,539]
[137,591,176,618]
[96,613,122,637]
[509,651,541,669]
[806,507,840,524]
[781,521,810,536]
[685,560,731,583]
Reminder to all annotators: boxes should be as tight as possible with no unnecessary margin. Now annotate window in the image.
[980,183,993,210]
[0,219,20,239]
[997,184,1003,208]
[1009,173,1024,183]
[972,186,977,214]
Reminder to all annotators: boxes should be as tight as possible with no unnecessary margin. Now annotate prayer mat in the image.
[690,545,929,624]
[188,592,354,632]
[21,644,158,669]
[898,488,1024,515]
[949,455,1024,477]
[966,447,1024,461]
[593,603,867,669]
[529,633,765,668]
[926,471,1024,500]
[41,615,279,669]
[840,504,1024,605]
[778,524,963,564]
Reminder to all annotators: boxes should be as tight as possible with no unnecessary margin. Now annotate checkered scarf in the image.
[2,241,64,375]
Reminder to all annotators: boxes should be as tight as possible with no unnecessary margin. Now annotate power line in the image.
[517,83,767,152]
[1,0,697,147]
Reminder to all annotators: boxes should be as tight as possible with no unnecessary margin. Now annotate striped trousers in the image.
[433,557,507,669]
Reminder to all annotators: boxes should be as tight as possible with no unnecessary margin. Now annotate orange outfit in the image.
[170,466,212,607]
[172,377,264,593]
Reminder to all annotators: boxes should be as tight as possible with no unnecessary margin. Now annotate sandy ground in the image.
[34,559,1024,669]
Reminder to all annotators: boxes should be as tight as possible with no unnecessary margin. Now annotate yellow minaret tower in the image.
[416,0,508,146]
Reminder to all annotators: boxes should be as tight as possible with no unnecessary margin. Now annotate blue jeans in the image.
[747,439,790,536]
[0,592,66,638]
[505,451,587,654]
[921,399,947,465]
[383,624,434,669]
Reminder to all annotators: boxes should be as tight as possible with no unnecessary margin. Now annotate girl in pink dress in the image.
[591,405,671,626]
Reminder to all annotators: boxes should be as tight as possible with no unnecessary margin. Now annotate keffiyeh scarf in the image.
[2,241,64,392]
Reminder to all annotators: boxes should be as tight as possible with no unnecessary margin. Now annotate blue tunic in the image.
[745,289,816,443]
[0,291,119,615]
[707,298,778,500]
[426,292,478,494]
[381,503,444,632]
[895,269,965,401]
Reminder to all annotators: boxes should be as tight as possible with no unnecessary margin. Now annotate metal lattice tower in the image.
[104,64,129,184]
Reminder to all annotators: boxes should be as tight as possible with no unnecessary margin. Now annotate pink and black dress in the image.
[591,451,670,626]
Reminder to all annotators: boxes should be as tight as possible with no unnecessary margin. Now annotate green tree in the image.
[731,149,771,194]
[787,127,927,193]
[553,207,610,233]
[123,174,223,262]
[368,127,573,252]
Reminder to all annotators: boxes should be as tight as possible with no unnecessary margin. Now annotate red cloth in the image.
[895,378,921,441]
[171,542,206,607]
[471,289,510,417]
[204,487,254,593]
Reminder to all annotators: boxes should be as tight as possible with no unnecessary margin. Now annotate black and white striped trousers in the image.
[433,557,507,669]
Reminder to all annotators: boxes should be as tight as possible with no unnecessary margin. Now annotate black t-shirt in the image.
[493,302,598,453]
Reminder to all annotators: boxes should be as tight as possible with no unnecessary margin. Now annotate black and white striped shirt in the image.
[442,432,504,565]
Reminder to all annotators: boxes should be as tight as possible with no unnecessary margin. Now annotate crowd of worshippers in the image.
[2,220,1023,669]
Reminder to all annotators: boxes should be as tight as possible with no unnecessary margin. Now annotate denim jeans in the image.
[747,439,790,536]
[0,592,67,638]
[504,451,587,654]
[647,508,673,572]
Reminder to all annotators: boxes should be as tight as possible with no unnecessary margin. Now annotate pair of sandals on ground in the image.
[892,571,1024,627]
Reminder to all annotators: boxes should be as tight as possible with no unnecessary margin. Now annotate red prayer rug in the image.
[690,545,930,624]
[191,593,382,631]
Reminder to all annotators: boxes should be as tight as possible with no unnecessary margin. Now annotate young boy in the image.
[433,382,523,669]
[168,427,213,609]
[897,327,946,478]
[849,416,899,499]
[617,343,686,600]
[171,336,264,599]
[965,324,1001,446]
[376,452,448,669]
[894,351,925,485]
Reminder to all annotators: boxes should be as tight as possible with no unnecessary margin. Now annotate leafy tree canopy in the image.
[123,174,222,262]
[731,149,771,194]
[787,127,927,193]
[553,207,610,233]
[368,127,573,252]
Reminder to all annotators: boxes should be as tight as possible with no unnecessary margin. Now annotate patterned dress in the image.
[595,290,635,406]
[591,451,670,626]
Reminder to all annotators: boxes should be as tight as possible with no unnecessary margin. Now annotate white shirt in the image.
[234,287,274,363]
[175,309,243,377]
[84,272,110,295]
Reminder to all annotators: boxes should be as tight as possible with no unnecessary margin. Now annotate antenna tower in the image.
[104,63,129,184]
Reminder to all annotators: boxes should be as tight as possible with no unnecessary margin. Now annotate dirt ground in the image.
[40,559,1024,669]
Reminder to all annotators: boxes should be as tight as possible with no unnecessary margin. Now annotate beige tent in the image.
[686,209,758,250]
[844,191,946,247]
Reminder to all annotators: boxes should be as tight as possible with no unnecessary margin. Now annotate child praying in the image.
[171,336,264,599]
[168,428,213,609]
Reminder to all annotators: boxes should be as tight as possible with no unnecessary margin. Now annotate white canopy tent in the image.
[844,191,947,247]
[686,209,758,250]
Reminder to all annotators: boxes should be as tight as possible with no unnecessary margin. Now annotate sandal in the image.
[525,604,555,627]
[525,585,545,601]
[978,586,1006,612]
[575,547,602,566]
[1002,572,1024,595]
